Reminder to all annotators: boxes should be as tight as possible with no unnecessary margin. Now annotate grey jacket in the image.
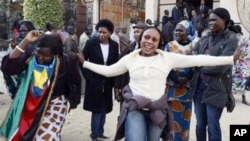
[190,29,238,108]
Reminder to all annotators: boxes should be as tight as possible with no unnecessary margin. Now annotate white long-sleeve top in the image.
[83,49,234,101]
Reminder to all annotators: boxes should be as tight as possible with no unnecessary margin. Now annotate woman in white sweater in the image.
[78,26,239,141]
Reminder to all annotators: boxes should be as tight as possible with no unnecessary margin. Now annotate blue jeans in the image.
[193,79,223,141]
[125,110,164,141]
[90,105,106,139]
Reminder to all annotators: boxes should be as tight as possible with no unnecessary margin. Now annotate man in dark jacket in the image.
[162,9,169,26]
[171,0,184,25]
[162,17,175,46]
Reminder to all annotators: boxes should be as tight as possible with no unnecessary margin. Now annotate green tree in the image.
[23,0,63,31]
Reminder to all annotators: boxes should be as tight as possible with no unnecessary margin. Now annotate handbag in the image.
[221,76,235,113]
[64,55,81,112]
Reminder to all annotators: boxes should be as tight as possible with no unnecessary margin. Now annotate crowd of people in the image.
[0,0,249,141]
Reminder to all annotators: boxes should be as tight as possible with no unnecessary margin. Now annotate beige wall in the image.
[145,0,158,22]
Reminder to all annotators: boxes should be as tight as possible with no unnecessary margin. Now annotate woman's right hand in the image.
[114,88,122,102]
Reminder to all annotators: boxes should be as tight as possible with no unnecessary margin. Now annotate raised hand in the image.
[9,30,44,58]
[24,30,44,44]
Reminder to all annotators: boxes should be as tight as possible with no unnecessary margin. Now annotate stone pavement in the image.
[0,51,250,141]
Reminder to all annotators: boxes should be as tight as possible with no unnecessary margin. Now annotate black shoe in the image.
[242,95,250,106]
[97,135,110,141]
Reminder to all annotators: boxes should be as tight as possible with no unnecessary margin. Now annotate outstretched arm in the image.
[167,52,234,69]
[78,52,128,77]
[167,42,242,69]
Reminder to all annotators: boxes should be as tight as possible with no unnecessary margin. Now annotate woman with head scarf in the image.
[0,31,81,140]
[190,7,239,141]
[164,20,193,141]
[10,21,36,50]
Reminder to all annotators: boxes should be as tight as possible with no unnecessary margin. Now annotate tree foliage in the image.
[23,0,63,31]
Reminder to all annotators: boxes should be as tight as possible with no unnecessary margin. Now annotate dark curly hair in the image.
[95,19,114,33]
[37,34,63,55]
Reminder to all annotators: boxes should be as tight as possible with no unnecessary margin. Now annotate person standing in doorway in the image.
[162,10,170,26]
[172,0,184,25]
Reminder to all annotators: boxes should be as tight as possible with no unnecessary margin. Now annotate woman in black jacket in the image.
[82,19,119,141]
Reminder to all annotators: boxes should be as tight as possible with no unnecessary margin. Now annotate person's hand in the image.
[127,99,138,111]
[24,30,44,44]
[77,51,85,65]
[114,88,122,102]
[10,38,17,49]
[233,41,243,64]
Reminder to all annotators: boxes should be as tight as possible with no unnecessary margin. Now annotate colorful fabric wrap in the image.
[0,56,60,140]
[0,59,33,139]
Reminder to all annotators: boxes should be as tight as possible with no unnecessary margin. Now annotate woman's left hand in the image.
[24,30,44,44]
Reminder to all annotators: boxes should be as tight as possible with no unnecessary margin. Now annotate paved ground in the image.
[0,51,250,141]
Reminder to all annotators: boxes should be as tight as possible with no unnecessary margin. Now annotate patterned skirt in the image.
[35,95,68,141]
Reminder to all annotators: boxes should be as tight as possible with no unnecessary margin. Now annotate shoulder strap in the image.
[221,75,231,96]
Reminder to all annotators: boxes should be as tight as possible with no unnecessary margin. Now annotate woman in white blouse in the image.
[77,26,240,141]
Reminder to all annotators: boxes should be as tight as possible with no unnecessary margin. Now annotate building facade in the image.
[1,0,249,41]
[88,0,249,39]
